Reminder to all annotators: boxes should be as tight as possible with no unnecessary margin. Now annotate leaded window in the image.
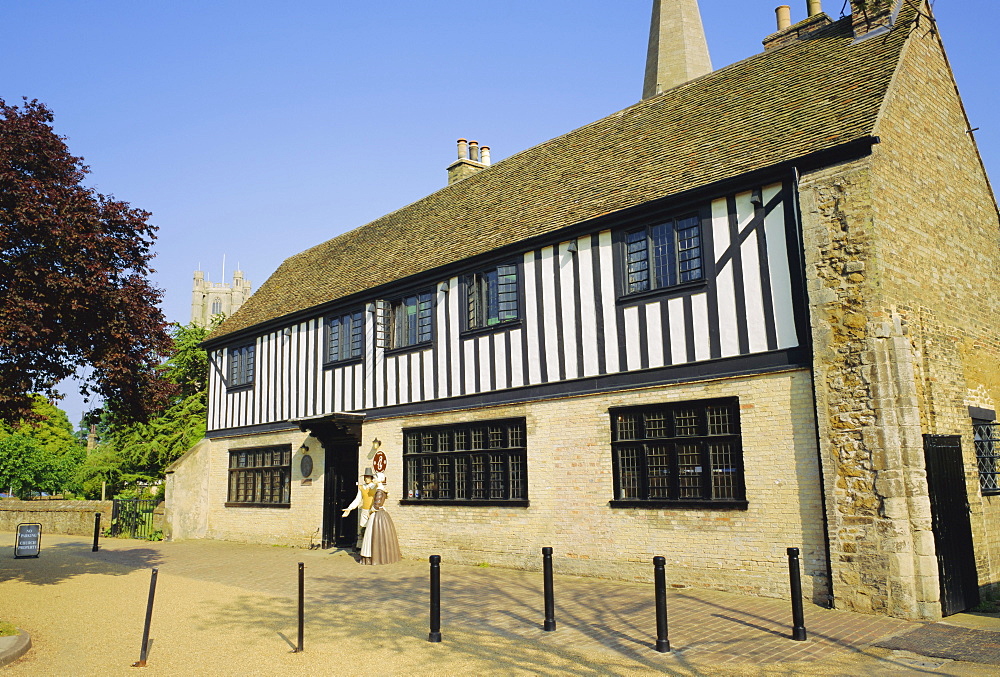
[326,310,364,363]
[625,215,703,294]
[228,342,256,388]
[467,264,519,330]
[387,293,433,349]
[403,418,528,503]
[610,398,745,505]
[974,420,1000,495]
[226,446,291,507]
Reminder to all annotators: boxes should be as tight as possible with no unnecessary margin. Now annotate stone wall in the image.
[798,7,1000,620]
[0,500,112,536]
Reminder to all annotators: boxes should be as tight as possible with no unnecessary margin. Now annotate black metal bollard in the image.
[787,547,808,641]
[294,562,304,652]
[542,547,556,631]
[428,555,442,642]
[653,556,670,653]
[132,568,158,667]
[92,513,101,552]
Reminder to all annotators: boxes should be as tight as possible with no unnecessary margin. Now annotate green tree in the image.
[77,321,212,497]
[0,396,86,497]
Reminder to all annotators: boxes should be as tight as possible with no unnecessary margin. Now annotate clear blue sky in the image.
[2,1,997,424]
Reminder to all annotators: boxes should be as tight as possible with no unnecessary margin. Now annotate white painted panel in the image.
[645,302,665,369]
[559,242,578,380]
[399,352,411,405]
[598,231,620,373]
[712,196,730,261]
[509,328,524,388]
[464,338,476,394]
[577,236,599,377]
[281,331,290,421]
[742,230,768,353]
[408,351,419,402]
[623,305,641,371]
[423,348,434,401]
[523,251,542,385]
[365,303,376,409]
[437,282,449,399]
[692,293,710,361]
[540,246,560,381]
[354,362,363,412]
[762,183,797,349]
[449,277,461,396]
[494,333,508,390]
[478,335,492,392]
[668,297,687,364]
[386,356,398,407]
[716,261,739,358]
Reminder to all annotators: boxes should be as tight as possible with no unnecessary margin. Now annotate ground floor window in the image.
[402,418,527,504]
[226,445,292,507]
[610,398,746,508]
[974,419,999,496]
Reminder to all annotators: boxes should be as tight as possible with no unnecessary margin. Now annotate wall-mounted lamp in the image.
[300,444,310,453]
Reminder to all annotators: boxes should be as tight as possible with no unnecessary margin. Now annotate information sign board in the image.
[373,451,387,473]
[15,523,41,559]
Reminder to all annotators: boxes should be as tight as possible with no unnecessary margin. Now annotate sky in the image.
[2,0,998,426]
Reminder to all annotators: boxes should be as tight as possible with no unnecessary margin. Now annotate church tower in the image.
[642,0,712,99]
[191,269,252,327]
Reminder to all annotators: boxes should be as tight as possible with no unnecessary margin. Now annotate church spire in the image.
[642,0,712,99]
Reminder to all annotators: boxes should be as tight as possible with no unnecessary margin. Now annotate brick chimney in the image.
[849,0,901,40]
[642,0,712,99]
[447,138,491,185]
[763,1,833,51]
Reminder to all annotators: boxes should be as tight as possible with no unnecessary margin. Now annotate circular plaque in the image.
[373,451,387,473]
[300,454,314,478]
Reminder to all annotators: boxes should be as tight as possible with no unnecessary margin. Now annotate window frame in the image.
[225,445,292,508]
[609,397,747,509]
[400,418,529,506]
[974,418,1000,496]
[622,212,705,297]
[464,262,520,333]
[382,291,434,353]
[324,309,365,366]
[227,341,256,390]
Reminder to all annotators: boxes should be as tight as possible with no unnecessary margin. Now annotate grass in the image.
[0,621,18,637]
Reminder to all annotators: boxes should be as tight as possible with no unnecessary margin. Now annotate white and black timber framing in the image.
[206,179,810,435]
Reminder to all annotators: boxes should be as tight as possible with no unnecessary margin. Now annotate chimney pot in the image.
[481,146,491,166]
[775,5,791,30]
[807,0,822,16]
[457,138,468,160]
[469,140,480,163]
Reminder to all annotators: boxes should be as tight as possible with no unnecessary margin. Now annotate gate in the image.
[111,499,158,540]
[923,435,979,616]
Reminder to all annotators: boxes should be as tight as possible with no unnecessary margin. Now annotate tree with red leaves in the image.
[0,98,175,424]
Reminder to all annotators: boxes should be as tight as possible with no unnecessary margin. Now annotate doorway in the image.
[322,437,360,549]
[923,434,980,616]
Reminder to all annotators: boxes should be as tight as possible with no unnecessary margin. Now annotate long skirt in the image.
[360,509,401,565]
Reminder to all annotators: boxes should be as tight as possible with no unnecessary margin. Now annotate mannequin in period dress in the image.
[359,472,401,565]
[342,468,377,551]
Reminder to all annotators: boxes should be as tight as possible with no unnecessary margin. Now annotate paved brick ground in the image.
[2,533,998,675]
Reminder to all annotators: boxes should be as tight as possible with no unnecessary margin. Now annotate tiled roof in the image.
[208,9,913,342]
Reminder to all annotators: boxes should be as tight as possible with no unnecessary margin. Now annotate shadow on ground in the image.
[0,540,162,586]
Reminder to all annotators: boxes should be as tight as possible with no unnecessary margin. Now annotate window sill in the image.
[616,279,708,305]
[399,499,530,508]
[609,499,748,510]
[225,502,291,509]
[225,383,254,393]
[323,356,363,369]
[384,342,433,358]
[460,320,522,340]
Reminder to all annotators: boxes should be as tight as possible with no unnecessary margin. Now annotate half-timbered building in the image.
[166,0,1000,620]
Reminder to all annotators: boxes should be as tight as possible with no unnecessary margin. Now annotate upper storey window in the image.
[386,293,433,350]
[625,215,703,294]
[228,342,255,388]
[467,264,519,331]
[326,311,364,363]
